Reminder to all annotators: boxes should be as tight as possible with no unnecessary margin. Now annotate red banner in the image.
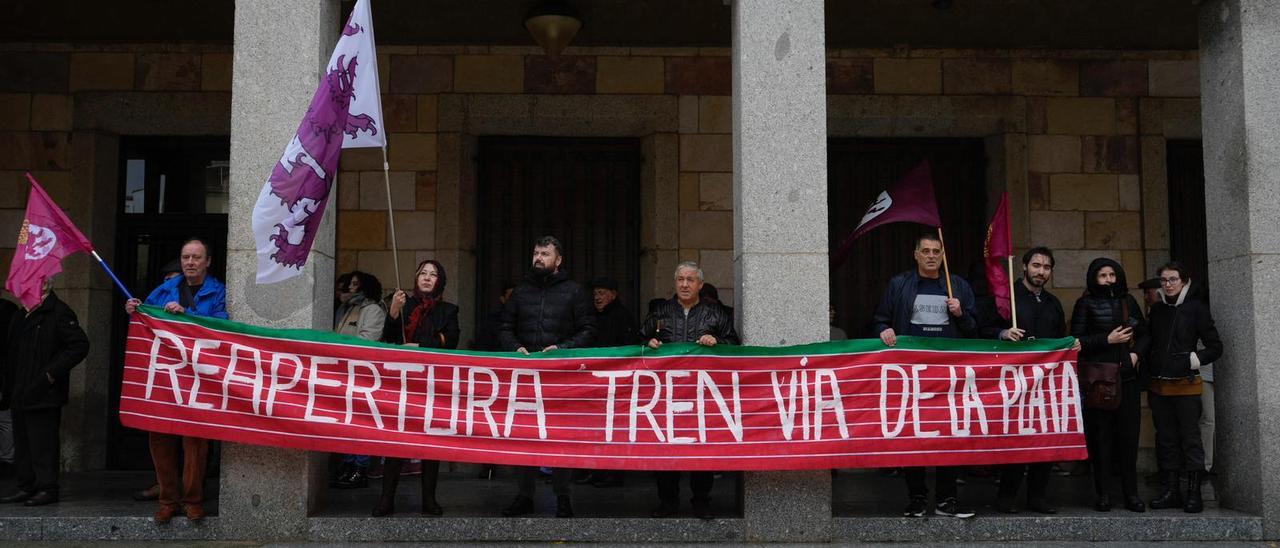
[120,306,1087,471]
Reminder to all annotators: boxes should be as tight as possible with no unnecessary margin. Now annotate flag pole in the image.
[380,145,402,291]
[1007,255,1018,331]
[936,226,954,299]
[90,249,136,302]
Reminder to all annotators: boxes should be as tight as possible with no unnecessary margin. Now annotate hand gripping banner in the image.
[120,307,1087,470]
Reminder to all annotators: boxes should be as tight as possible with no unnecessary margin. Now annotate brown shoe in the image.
[184,504,206,522]
[133,483,160,502]
[154,504,180,524]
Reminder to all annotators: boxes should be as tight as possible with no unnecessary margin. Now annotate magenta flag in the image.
[5,174,94,309]
[984,192,1014,321]
[832,160,942,267]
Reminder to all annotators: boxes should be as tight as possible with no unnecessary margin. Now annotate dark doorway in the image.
[1166,139,1210,299]
[474,137,643,340]
[827,138,989,338]
[108,136,229,469]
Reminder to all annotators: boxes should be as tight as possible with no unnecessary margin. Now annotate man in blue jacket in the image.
[872,232,978,519]
[125,238,226,524]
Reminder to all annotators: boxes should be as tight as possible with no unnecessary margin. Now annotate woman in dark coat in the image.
[1145,261,1222,513]
[373,259,459,517]
[1071,257,1149,513]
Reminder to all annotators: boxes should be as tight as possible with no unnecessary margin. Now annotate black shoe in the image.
[935,497,975,518]
[421,499,443,516]
[334,468,369,489]
[1184,471,1204,513]
[592,473,625,488]
[502,495,534,517]
[1124,494,1146,513]
[995,494,1018,514]
[692,499,713,520]
[23,490,57,506]
[903,496,928,517]
[477,465,495,480]
[0,490,34,504]
[555,495,574,518]
[650,502,678,518]
[1093,493,1112,512]
[1150,471,1182,510]
[1027,497,1057,514]
[572,471,595,485]
[371,498,395,517]
[330,462,354,488]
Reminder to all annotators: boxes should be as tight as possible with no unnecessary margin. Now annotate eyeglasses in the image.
[1160,277,1181,285]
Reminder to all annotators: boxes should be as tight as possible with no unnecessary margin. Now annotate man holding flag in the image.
[2,178,93,507]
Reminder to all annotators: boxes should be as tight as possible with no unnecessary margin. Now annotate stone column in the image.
[1198,0,1280,537]
[221,0,339,539]
[732,0,831,541]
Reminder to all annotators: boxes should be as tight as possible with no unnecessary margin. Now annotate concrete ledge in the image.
[833,514,1265,542]
[0,516,220,541]
[308,516,744,543]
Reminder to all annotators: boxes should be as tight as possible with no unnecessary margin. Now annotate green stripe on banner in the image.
[136,305,1073,357]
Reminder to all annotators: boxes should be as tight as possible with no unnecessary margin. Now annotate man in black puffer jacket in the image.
[1145,261,1222,514]
[498,236,596,519]
[0,282,89,507]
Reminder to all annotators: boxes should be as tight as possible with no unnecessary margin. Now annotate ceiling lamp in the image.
[524,2,582,59]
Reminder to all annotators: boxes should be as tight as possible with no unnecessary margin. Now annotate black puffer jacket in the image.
[643,297,739,345]
[499,270,597,351]
[1147,280,1222,379]
[594,301,640,348]
[1071,258,1149,378]
[2,292,89,410]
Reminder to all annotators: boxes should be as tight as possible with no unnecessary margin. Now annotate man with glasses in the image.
[872,232,979,519]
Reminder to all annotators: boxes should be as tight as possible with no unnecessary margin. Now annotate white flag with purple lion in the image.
[252,0,384,284]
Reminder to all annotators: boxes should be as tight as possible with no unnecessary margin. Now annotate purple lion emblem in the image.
[266,53,379,269]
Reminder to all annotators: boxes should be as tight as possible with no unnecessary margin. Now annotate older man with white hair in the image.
[641,261,738,519]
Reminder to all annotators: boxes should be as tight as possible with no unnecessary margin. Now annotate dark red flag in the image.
[832,160,942,267]
[984,192,1014,321]
[5,174,94,309]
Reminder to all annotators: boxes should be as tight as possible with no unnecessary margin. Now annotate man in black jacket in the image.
[499,236,596,518]
[0,281,89,506]
[872,232,978,519]
[981,246,1079,514]
[1145,261,1223,514]
[590,276,639,348]
[642,261,738,519]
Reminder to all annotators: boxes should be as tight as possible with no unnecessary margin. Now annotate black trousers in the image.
[998,462,1052,500]
[1149,391,1205,473]
[905,467,958,500]
[1083,376,1140,496]
[518,466,571,498]
[13,407,61,493]
[656,471,713,504]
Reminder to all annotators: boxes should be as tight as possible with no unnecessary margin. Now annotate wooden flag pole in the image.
[1008,255,1019,331]
[936,226,954,299]
[380,145,402,292]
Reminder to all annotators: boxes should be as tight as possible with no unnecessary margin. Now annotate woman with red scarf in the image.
[372,259,459,517]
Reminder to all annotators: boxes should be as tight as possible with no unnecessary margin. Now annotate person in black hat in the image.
[1138,277,1162,316]
[589,276,639,348]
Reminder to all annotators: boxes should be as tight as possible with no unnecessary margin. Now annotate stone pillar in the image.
[221,0,339,539]
[731,0,831,541]
[1198,0,1280,537]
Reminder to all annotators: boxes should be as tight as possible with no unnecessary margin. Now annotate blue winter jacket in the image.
[871,270,978,339]
[143,275,229,320]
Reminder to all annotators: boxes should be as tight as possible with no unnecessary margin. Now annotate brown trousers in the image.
[149,433,208,509]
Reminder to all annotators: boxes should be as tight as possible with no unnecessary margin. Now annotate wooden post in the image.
[936,226,954,299]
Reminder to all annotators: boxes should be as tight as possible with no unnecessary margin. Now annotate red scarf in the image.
[403,294,438,345]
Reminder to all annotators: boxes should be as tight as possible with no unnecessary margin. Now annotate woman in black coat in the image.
[373,259,459,517]
[1145,262,1222,513]
[1071,257,1149,513]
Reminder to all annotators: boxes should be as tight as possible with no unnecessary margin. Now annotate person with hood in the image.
[0,279,89,507]
[330,271,386,490]
[372,260,458,517]
[1071,257,1150,513]
[1145,261,1222,513]
[498,236,597,518]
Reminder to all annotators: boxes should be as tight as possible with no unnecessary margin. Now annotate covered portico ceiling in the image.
[4,0,1197,50]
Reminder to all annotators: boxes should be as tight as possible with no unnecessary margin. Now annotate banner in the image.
[120,307,1087,471]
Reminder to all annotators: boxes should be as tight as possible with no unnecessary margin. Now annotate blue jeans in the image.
[341,454,370,468]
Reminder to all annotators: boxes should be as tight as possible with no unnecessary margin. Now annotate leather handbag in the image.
[1077,298,1131,411]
